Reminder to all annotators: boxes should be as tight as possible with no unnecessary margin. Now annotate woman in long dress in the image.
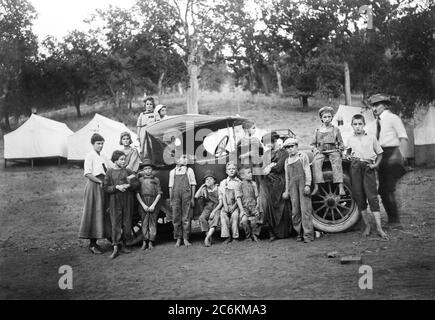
[258,132,291,240]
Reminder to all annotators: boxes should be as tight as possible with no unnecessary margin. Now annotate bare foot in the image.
[362,227,371,237]
[377,229,389,240]
[141,241,148,251]
[223,237,232,244]
[184,239,191,247]
[175,239,182,247]
[311,184,319,196]
[338,184,346,196]
[119,246,131,254]
[252,234,260,242]
[204,237,211,247]
[148,241,154,250]
[110,246,119,259]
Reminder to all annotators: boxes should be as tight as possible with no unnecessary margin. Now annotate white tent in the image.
[4,114,73,163]
[414,106,435,166]
[67,113,139,160]
[332,104,413,159]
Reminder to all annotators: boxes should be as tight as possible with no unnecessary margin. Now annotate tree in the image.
[0,0,37,130]
[135,0,229,113]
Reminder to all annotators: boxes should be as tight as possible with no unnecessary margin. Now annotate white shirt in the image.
[378,110,408,147]
[84,150,111,177]
[218,176,241,201]
[347,132,383,162]
[168,166,197,188]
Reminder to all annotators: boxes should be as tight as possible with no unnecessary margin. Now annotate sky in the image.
[30,0,136,41]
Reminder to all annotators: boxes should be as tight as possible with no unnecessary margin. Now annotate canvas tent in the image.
[332,104,413,159]
[4,114,73,167]
[414,106,435,166]
[67,113,139,160]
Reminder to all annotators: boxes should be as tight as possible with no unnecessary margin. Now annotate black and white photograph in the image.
[0,0,434,303]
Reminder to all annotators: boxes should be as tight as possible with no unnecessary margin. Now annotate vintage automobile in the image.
[139,114,359,234]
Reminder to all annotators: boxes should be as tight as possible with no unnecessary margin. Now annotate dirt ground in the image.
[0,153,434,300]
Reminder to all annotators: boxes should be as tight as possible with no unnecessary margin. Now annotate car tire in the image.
[311,172,360,233]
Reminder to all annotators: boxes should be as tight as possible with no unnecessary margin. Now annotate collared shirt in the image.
[218,176,241,200]
[347,132,383,162]
[378,110,408,147]
[84,150,111,177]
[285,151,312,186]
[200,185,219,198]
[168,165,196,188]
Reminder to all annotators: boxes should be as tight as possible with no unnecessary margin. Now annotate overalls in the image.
[172,172,192,240]
[199,187,220,232]
[239,181,261,238]
[139,176,160,242]
[220,182,240,239]
[287,159,314,241]
[312,128,343,184]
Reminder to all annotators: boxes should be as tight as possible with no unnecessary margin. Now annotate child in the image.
[195,170,222,247]
[103,150,140,259]
[137,97,157,158]
[237,167,262,242]
[347,114,388,240]
[136,159,163,250]
[311,106,345,196]
[120,131,141,172]
[79,133,112,254]
[219,162,242,244]
[282,138,314,243]
[154,104,168,121]
[169,154,196,247]
[237,121,264,175]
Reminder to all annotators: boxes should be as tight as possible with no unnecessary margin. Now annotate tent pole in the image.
[31,159,34,168]
[4,159,6,168]
[58,157,60,166]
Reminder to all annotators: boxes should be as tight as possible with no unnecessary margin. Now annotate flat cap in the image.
[283,137,299,147]
[318,106,335,118]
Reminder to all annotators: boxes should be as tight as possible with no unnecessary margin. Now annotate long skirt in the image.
[79,180,110,239]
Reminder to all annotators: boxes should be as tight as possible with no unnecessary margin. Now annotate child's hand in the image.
[368,164,377,170]
[210,211,215,220]
[116,185,125,192]
[303,186,311,196]
[148,205,155,212]
[142,204,149,211]
[282,191,289,199]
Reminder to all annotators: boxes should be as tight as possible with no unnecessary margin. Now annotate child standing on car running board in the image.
[282,138,315,243]
[347,114,388,240]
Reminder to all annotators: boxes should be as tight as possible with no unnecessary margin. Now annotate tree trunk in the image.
[158,71,165,97]
[261,74,270,95]
[274,62,284,96]
[3,112,11,132]
[74,95,82,118]
[301,95,309,111]
[249,62,257,93]
[178,82,184,95]
[187,63,199,114]
[344,61,352,106]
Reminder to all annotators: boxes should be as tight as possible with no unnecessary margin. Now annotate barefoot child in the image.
[79,133,112,254]
[282,138,314,243]
[347,114,388,240]
[120,132,141,172]
[103,150,140,259]
[237,167,262,242]
[311,106,345,196]
[169,154,196,247]
[136,159,163,250]
[195,170,222,247]
[219,162,242,244]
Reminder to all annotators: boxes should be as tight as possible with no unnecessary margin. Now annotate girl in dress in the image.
[120,131,141,172]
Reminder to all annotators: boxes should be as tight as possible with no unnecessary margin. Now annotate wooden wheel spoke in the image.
[331,208,335,222]
[320,184,328,195]
[322,208,330,219]
[312,200,325,204]
[334,207,345,219]
[314,204,327,215]
[337,203,351,210]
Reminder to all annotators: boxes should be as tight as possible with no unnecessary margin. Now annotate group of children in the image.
[79,103,389,260]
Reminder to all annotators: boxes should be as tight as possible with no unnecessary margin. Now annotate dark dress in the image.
[258,148,291,238]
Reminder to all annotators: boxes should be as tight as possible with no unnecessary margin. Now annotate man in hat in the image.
[195,170,222,246]
[369,94,408,229]
[282,138,315,243]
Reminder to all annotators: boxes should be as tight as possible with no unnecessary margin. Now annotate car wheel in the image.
[311,173,360,233]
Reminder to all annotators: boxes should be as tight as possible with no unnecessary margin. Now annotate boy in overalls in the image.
[282,138,314,243]
[237,167,262,242]
[311,106,345,196]
[169,154,196,247]
[219,162,242,244]
[195,170,222,247]
[136,159,163,251]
